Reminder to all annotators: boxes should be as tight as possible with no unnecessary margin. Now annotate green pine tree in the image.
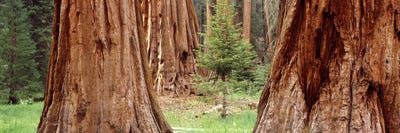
[196,0,257,118]
[197,0,256,81]
[25,0,53,88]
[0,0,43,104]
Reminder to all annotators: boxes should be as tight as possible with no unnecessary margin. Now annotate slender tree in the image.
[193,0,207,45]
[254,0,400,132]
[144,0,200,97]
[242,0,251,41]
[264,0,278,62]
[38,1,172,132]
[206,0,217,40]
[197,0,256,118]
[0,0,42,104]
[234,0,243,24]
[249,0,266,64]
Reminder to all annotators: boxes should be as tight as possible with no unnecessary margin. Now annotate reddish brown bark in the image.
[254,0,400,132]
[235,0,243,24]
[206,0,216,38]
[242,0,251,41]
[37,0,172,132]
[144,0,200,97]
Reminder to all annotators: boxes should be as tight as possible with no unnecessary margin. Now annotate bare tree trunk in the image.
[234,0,243,24]
[220,75,228,118]
[221,87,228,118]
[206,0,216,39]
[263,0,279,63]
[264,0,272,62]
[206,0,217,49]
[192,0,207,45]
[254,0,400,132]
[144,0,199,97]
[37,1,172,132]
[242,0,251,41]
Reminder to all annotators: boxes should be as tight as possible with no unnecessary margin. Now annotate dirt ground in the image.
[157,95,259,115]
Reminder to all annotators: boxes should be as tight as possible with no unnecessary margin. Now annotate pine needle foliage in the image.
[0,0,43,104]
[197,0,257,81]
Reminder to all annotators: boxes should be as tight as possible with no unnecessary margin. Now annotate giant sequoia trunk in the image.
[254,0,400,132]
[144,0,199,97]
[37,0,172,132]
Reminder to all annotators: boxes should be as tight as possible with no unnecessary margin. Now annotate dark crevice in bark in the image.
[295,0,322,114]
[181,51,188,61]
[56,1,71,103]
[379,91,389,133]
[73,83,78,93]
[366,82,376,100]
[394,10,400,39]
[103,1,112,52]
[314,29,322,59]
[360,0,364,23]
[129,127,133,133]
[77,103,87,122]
[305,4,335,116]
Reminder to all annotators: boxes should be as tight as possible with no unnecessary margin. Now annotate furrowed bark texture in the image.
[145,0,199,97]
[37,0,172,132]
[254,0,400,132]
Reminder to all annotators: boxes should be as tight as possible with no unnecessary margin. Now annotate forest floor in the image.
[0,93,259,133]
[159,93,259,116]
[0,102,42,133]
[159,93,260,132]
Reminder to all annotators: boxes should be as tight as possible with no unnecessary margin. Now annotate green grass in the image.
[165,110,256,133]
[0,99,8,104]
[227,91,262,100]
[0,102,43,133]
[0,99,257,133]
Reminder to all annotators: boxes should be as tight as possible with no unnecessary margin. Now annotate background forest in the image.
[0,0,278,132]
[2,0,400,132]
[0,0,52,104]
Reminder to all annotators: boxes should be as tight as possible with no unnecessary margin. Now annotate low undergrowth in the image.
[160,93,259,133]
[0,102,42,133]
[0,93,258,133]
[165,110,256,133]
